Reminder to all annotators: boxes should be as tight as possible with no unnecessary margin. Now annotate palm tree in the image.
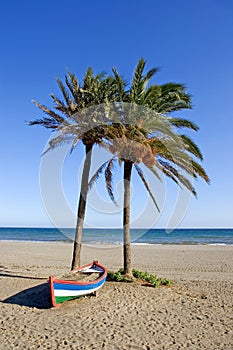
[29,68,118,269]
[91,58,209,277]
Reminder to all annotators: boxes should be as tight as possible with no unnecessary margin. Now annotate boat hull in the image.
[49,261,107,307]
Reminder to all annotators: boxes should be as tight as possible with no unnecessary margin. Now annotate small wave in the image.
[131,242,157,246]
[0,239,71,243]
[208,243,229,246]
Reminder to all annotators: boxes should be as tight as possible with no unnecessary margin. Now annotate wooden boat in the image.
[49,261,107,307]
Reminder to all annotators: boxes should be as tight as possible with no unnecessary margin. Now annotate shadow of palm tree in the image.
[3,283,52,309]
[0,272,46,280]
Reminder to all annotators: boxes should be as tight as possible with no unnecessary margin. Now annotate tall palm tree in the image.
[29,68,118,269]
[91,58,209,277]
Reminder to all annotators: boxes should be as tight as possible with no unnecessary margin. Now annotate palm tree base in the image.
[122,272,134,280]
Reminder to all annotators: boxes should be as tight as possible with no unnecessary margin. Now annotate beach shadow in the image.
[2,283,52,309]
[0,272,46,280]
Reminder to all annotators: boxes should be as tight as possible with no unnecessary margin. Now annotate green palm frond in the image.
[70,135,81,154]
[180,135,203,160]
[142,84,161,106]
[149,82,192,113]
[160,83,191,104]
[96,77,116,104]
[105,158,118,205]
[88,160,109,190]
[169,118,199,131]
[134,164,160,212]
[67,70,79,89]
[141,66,159,91]
[130,60,160,105]
[65,73,80,104]
[28,117,60,129]
[56,77,72,108]
[150,137,198,176]
[31,100,66,125]
[158,167,180,186]
[130,57,146,101]
[41,134,73,156]
[191,160,210,183]
[146,165,162,181]
[158,160,197,196]
[83,67,94,90]
[158,150,197,179]
[112,67,128,101]
[88,157,118,205]
[95,71,107,81]
[50,93,68,114]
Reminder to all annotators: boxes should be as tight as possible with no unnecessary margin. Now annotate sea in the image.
[0,227,232,245]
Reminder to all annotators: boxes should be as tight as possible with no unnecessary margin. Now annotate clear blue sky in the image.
[1,0,233,228]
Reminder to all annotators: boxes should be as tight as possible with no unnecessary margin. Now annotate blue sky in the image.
[1,0,233,228]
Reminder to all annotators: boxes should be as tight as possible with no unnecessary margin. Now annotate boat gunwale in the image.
[50,261,107,286]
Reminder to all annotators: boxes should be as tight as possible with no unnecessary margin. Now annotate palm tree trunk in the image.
[123,160,133,277]
[71,143,93,270]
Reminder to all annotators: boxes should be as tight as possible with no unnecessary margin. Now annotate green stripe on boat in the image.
[55,295,81,304]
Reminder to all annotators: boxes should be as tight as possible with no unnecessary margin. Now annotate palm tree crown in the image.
[29,68,119,269]
[90,58,209,276]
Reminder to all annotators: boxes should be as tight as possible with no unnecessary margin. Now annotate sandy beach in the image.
[0,242,232,349]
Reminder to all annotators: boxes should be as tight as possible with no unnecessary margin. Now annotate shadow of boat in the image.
[3,283,52,309]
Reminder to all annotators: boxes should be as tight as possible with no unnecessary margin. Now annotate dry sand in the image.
[0,242,232,349]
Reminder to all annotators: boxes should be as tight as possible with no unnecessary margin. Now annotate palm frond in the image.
[65,74,79,104]
[112,67,128,100]
[31,100,66,124]
[141,85,159,108]
[83,67,94,90]
[169,118,199,131]
[105,158,118,205]
[158,151,196,179]
[70,135,81,154]
[180,135,203,160]
[158,166,180,187]
[141,66,159,90]
[95,71,107,81]
[41,134,73,156]
[150,82,192,113]
[134,164,160,212]
[56,77,72,108]
[28,117,60,129]
[67,71,79,90]
[50,93,68,113]
[146,165,162,181]
[191,160,210,183]
[160,83,191,104]
[130,57,146,101]
[158,160,197,196]
[88,160,109,190]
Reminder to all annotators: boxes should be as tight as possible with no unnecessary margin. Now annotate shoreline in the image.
[0,239,232,246]
[0,242,233,349]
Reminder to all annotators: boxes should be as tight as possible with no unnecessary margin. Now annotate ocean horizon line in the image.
[0,226,233,230]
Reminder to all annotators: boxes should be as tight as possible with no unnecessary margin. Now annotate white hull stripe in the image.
[54,285,101,297]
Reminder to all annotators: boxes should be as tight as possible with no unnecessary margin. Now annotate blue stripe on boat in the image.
[53,278,106,291]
